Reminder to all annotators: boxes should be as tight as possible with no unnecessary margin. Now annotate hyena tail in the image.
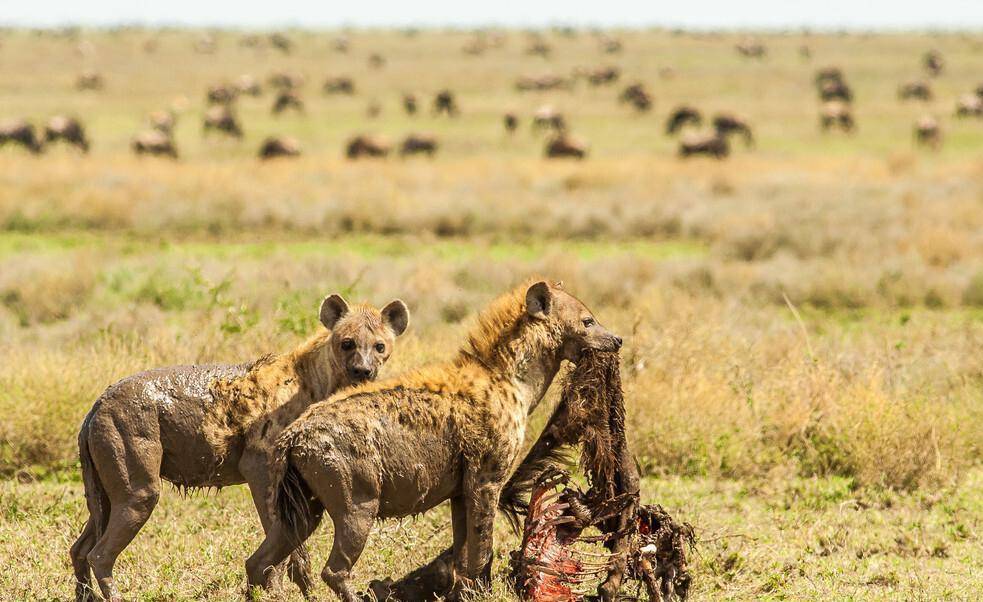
[270,434,324,546]
[78,426,110,536]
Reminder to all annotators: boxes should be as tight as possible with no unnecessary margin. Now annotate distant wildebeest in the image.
[913,115,942,149]
[333,36,350,53]
[239,34,261,48]
[814,66,844,88]
[346,134,392,159]
[258,136,301,159]
[923,50,944,77]
[268,71,304,91]
[819,79,853,102]
[368,53,386,69]
[147,110,176,135]
[585,66,620,86]
[131,130,177,158]
[0,119,43,154]
[194,34,216,54]
[433,90,459,117]
[143,38,158,54]
[515,74,572,92]
[619,82,653,112]
[462,37,486,56]
[399,133,438,157]
[402,93,418,115]
[532,105,566,132]
[898,79,932,101]
[203,105,242,138]
[975,82,983,99]
[269,32,292,53]
[735,39,766,58]
[71,295,408,602]
[820,101,855,132]
[206,84,237,105]
[235,74,262,97]
[367,100,382,119]
[44,116,89,152]
[799,45,812,60]
[713,113,753,147]
[323,76,355,95]
[526,39,552,57]
[272,91,304,115]
[504,112,519,133]
[600,36,623,54]
[545,133,588,159]
[666,105,702,135]
[678,130,729,159]
[955,94,983,117]
[76,71,104,91]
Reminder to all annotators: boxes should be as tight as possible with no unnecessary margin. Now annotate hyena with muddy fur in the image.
[246,280,622,601]
[71,295,409,602]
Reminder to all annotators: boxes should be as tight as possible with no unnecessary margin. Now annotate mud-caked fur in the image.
[246,280,622,601]
[70,295,409,602]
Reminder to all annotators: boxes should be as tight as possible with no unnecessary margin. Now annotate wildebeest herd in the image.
[3,34,980,162]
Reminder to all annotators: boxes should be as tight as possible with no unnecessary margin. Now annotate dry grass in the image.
[0,26,981,601]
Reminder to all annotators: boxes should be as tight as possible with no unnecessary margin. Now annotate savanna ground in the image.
[1,27,983,600]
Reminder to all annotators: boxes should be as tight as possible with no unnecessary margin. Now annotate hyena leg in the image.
[70,518,99,602]
[86,434,162,602]
[320,499,379,602]
[243,467,315,598]
[450,495,468,581]
[460,471,501,592]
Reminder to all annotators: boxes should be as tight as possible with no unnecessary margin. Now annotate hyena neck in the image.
[292,335,342,403]
[474,321,565,415]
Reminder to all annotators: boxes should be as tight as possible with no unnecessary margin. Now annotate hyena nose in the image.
[350,366,372,381]
[614,336,623,350]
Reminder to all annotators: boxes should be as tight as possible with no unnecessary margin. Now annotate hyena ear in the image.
[381,299,410,337]
[525,281,552,320]
[319,294,350,330]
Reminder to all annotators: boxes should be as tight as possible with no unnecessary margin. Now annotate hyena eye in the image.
[582,318,595,328]
[340,338,356,351]
[374,342,386,353]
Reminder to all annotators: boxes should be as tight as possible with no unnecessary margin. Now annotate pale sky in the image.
[3,0,982,30]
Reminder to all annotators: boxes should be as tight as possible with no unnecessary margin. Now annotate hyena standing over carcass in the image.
[70,295,409,602]
[246,280,622,601]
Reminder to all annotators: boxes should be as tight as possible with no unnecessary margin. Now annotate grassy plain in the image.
[0,27,982,600]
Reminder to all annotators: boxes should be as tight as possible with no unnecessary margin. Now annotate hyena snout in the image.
[348,361,376,383]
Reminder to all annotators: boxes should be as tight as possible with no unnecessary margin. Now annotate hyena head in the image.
[318,294,410,387]
[525,280,622,362]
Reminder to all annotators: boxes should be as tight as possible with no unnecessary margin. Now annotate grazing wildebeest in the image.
[820,101,856,132]
[585,66,620,86]
[433,89,459,117]
[402,93,418,115]
[678,131,729,159]
[913,115,942,149]
[76,71,104,91]
[955,94,983,117]
[713,113,753,147]
[532,105,566,133]
[258,136,301,159]
[147,110,176,135]
[272,91,304,115]
[245,280,620,602]
[71,296,408,602]
[130,130,177,158]
[44,115,89,152]
[504,112,519,134]
[203,105,242,138]
[898,79,932,101]
[526,39,552,57]
[515,74,573,92]
[323,76,355,95]
[268,71,305,91]
[665,105,702,135]
[735,39,766,58]
[333,36,350,53]
[368,53,386,69]
[814,66,844,88]
[924,50,944,77]
[819,79,853,102]
[399,133,438,157]
[619,83,653,112]
[366,100,382,119]
[600,37,623,54]
[235,74,262,97]
[270,32,292,53]
[206,83,238,105]
[545,133,589,159]
[0,119,43,154]
[346,134,392,159]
